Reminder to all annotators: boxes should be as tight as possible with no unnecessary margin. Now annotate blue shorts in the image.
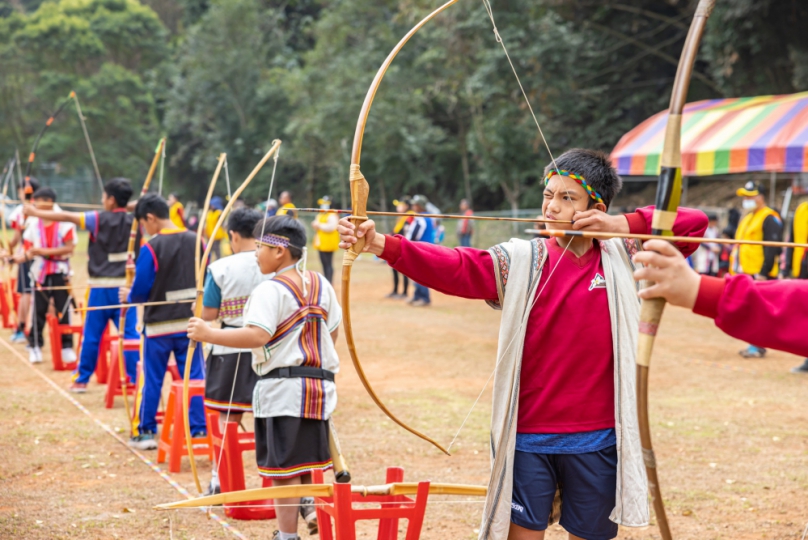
[511,446,618,540]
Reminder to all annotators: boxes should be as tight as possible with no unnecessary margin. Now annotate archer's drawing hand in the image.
[187,317,211,342]
[22,204,39,217]
[118,287,130,303]
[571,209,629,234]
[338,217,385,256]
[632,240,700,309]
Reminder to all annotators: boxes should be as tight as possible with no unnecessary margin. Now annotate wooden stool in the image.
[157,380,212,473]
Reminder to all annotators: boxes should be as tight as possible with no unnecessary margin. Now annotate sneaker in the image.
[128,431,158,450]
[410,300,430,307]
[271,532,300,540]
[790,359,808,374]
[28,347,43,364]
[61,348,77,362]
[300,496,318,535]
[10,330,26,343]
[69,382,88,394]
[739,345,766,358]
[385,292,399,299]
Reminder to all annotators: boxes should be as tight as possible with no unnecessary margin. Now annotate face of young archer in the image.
[542,174,596,229]
[254,243,285,275]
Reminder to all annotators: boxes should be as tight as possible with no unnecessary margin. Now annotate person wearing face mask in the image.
[730,181,783,359]
[311,196,339,283]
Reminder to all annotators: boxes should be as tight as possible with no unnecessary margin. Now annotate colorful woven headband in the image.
[257,233,290,248]
[543,170,604,205]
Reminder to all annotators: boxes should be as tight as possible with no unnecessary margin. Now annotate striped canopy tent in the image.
[611,91,808,177]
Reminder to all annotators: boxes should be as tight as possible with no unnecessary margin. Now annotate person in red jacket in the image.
[339,148,707,540]
[633,239,808,372]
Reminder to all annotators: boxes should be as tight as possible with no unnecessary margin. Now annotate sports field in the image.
[0,247,806,539]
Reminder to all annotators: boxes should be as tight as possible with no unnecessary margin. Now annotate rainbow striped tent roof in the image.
[611,92,808,176]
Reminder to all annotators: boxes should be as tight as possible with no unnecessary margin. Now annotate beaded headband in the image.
[543,169,604,205]
[257,233,290,248]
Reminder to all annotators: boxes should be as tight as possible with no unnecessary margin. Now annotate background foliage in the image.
[1,0,807,211]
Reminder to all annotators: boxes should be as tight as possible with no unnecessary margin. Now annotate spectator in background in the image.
[167,193,186,229]
[693,215,720,276]
[205,196,227,261]
[730,181,783,358]
[717,227,733,277]
[388,197,413,299]
[258,198,278,217]
[457,199,474,247]
[406,195,435,307]
[276,191,298,218]
[785,200,808,373]
[311,196,339,283]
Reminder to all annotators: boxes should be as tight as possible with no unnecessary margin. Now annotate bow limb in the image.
[636,2,715,538]
[24,91,75,194]
[155,481,487,510]
[119,138,165,430]
[182,141,281,494]
[342,0,459,457]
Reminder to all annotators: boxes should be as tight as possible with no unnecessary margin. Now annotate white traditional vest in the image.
[208,250,273,354]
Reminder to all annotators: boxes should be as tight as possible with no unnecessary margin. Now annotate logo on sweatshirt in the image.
[589,273,606,291]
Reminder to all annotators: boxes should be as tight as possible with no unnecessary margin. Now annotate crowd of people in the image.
[6,149,808,540]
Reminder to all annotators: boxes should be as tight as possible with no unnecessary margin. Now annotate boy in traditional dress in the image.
[200,207,271,494]
[3,177,40,344]
[188,215,341,540]
[18,187,77,364]
[338,149,707,540]
[122,194,206,449]
[23,178,140,392]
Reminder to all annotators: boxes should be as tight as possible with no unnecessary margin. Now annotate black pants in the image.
[392,269,409,295]
[29,273,73,349]
[319,250,334,283]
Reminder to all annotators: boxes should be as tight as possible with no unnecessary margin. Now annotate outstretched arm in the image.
[23,204,82,226]
[187,319,269,349]
[633,239,808,357]
[338,217,498,300]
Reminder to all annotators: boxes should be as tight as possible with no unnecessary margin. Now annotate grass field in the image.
[0,239,806,539]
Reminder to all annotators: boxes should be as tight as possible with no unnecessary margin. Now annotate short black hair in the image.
[23,177,40,200]
[227,207,262,238]
[104,178,133,208]
[134,193,169,220]
[543,149,623,209]
[32,186,56,202]
[253,214,307,260]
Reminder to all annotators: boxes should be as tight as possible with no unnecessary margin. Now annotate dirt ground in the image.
[0,249,806,539]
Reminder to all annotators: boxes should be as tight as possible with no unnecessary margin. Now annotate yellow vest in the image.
[169,201,185,229]
[313,212,339,252]
[205,209,226,240]
[792,202,808,277]
[277,203,297,218]
[730,206,780,277]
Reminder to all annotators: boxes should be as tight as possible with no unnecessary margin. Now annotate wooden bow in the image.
[342,0,460,457]
[1,160,17,328]
[636,2,716,538]
[118,138,165,427]
[155,481,486,510]
[182,141,282,494]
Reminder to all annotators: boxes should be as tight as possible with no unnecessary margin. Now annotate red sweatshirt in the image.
[381,206,707,433]
[695,274,808,357]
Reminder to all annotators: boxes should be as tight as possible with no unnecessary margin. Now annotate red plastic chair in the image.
[157,380,212,473]
[313,467,430,540]
[46,313,83,371]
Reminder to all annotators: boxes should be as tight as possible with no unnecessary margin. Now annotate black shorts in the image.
[511,446,618,540]
[254,416,332,479]
[17,261,31,294]
[204,351,258,412]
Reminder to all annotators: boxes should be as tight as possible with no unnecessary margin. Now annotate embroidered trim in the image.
[220,295,249,318]
[257,233,290,248]
[257,459,333,479]
[544,169,605,205]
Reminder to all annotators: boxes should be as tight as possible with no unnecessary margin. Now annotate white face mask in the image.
[742,198,756,210]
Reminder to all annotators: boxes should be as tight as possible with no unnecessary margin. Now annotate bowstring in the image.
[224,156,232,201]
[213,146,281,487]
[446,0,581,451]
